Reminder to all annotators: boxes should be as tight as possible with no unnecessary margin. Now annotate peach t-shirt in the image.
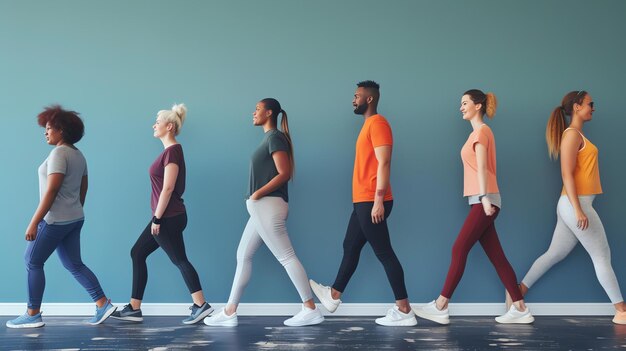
[461,124,499,197]
[352,114,394,203]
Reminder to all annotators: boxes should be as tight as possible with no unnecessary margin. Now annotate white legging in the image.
[227,196,313,305]
[522,195,623,304]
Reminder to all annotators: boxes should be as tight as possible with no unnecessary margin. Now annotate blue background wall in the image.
[1,0,625,305]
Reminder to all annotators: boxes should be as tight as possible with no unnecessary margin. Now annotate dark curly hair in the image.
[37,105,85,144]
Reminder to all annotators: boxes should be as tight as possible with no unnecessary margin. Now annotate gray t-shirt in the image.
[247,129,290,202]
[38,145,88,224]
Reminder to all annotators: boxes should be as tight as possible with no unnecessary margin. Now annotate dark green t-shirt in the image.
[248,129,290,202]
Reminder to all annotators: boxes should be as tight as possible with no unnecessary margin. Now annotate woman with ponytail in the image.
[414,89,534,325]
[111,104,213,325]
[204,98,323,327]
[510,91,625,324]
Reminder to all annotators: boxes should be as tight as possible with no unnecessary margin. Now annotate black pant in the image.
[332,201,408,300]
[130,213,202,300]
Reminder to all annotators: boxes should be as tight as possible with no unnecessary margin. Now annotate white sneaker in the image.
[283,306,324,327]
[375,306,418,326]
[309,279,341,313]
[495,305,534,324]
[203,308,238,327]
[413,300,450,325]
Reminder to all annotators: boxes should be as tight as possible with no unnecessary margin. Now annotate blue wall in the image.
[1,0,625,305]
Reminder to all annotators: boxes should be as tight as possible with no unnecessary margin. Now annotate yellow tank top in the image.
[561,128,603,195]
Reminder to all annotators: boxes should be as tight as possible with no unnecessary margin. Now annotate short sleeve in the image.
[370,119,393,147]
[83,162,88,176]
[163,145,183,167]
[472,127,490,149]
[47,148,67,175]
[268,133,290,154]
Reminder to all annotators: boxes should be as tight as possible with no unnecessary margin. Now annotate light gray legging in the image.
[227,196,313,305]
[522,195,623,304]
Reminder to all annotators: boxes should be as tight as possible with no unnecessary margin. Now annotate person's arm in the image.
[371,145,392,224]
[25,173,64,241]
[560,130,588,230]
[80,175,88,207]
[249,151,291,200]
[475,143,495,216]
[151,163,179,235]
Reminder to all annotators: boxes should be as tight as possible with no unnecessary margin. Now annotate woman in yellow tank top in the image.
[507,90,625,324]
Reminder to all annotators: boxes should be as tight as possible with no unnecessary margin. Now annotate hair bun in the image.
[171,103,187,125]
[485,92,497,118]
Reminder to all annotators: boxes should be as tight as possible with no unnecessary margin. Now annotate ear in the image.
[366,96,374,104]
[475,103,482,111]
[166,122,174,132]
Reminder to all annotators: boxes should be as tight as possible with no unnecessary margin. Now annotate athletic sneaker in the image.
[6,311,45,329]
[183,302,214,325]
[88,299,117,325]
[413,300,450,325]
[111,304,143,322]
[375,306,417,326]
[495,305,534,324]
[309,279,341,313]
[613,310,626,325]
[283,306,324,327]
[203,308,238,327]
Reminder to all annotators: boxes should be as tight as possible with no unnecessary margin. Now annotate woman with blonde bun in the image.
[511,90,625,325]
[111,104,213,325]
[414,89,534,325]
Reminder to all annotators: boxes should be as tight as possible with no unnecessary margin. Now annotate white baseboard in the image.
[0,302,616,316]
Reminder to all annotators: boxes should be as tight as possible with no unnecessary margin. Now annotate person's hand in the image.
[371,201,385,224]
[151,223,160,235]
[481,197,496,216]
[25,222,38,241]
[575,209,589,230]
[249,192,262,200]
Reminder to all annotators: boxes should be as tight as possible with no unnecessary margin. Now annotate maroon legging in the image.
[441,204,523,302]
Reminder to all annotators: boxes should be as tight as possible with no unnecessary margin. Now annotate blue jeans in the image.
[25,220,105,309]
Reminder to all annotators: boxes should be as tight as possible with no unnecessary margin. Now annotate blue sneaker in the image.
[6,311,45,329]
[183,302,214,325]
[111,304,143,322]
[88,299,117,325]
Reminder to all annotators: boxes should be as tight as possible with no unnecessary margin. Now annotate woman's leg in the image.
[129,221,160,309]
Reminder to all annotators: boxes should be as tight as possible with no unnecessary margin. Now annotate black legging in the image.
[332,201,408,300]
[130,212,202,300]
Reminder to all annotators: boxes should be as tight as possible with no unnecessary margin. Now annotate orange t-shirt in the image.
[352,114,394,203]
[561,129,603,195]
[461,125,499,197]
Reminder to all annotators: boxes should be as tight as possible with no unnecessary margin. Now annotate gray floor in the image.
[1,316,625,350]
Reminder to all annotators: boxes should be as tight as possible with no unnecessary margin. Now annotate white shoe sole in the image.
[495,314,535,324]
[309,280,340,313]
[284,315,325,327]
[88,306,118,325]
[6,321,45,329]
[183,307,214,325]
[204,316,238,327]
[613,317,626,325]
[375,316,418,327]
[413,309,450,325]
[111,315,143,322]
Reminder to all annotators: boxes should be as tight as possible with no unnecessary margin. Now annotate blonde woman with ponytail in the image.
[511,91,625,324]
[111,104,213,325]
[415,89,534,325]
[204,98,324,327]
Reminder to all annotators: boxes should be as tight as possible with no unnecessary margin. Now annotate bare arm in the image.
[475,143,495,216]
[151,163,179,234]
[250,151,291,199]
[25,173,64,241]
[371,145,392,224]
[560,130,588,229]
